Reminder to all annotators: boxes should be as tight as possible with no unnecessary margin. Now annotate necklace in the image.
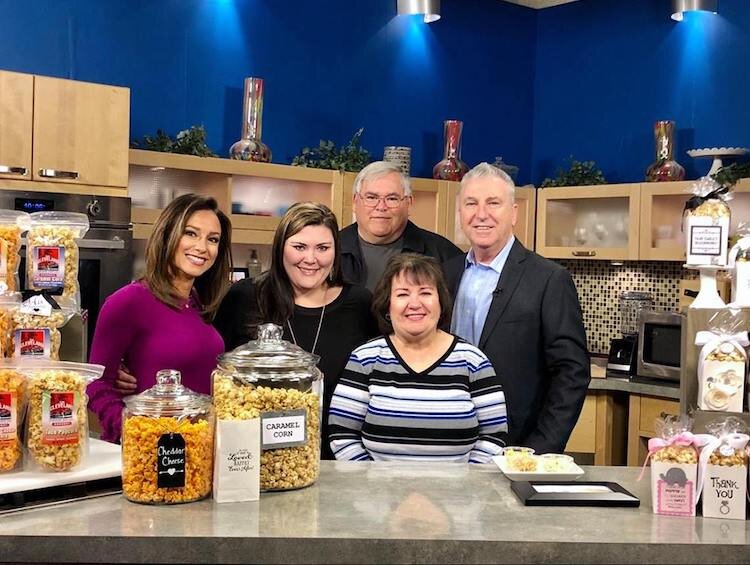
[287,288,327,355]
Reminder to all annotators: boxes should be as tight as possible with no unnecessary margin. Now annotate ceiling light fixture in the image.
[671,0,718,21]
[397,0,441,23]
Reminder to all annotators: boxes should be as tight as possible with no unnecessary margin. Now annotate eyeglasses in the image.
[358,193,410,208]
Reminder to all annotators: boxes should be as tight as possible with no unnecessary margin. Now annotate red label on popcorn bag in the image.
[0,391,17,445]
[32,246,65,289]
[15,329,51,358]
[41,391,79,445]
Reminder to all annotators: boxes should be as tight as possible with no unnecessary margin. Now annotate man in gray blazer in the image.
[443,163,590,454]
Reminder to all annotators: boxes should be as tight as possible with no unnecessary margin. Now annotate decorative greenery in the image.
[711,161,750,189]
[540,158,607,188]
[130,125,217,157]
[292,128,371,172]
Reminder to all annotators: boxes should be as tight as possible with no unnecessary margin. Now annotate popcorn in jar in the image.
[122,369,214,504]
[212,323,323,492]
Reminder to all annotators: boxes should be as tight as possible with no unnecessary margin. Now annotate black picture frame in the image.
[231,267,250,282]
[511,481,640,507]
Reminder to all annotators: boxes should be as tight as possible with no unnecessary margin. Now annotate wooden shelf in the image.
[129,149,337,184]
[128,150,345,243]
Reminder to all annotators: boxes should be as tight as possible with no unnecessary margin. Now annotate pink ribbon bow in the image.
[637,432,712,481]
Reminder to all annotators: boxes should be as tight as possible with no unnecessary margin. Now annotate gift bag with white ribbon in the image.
[695,329,748,413]
[696,418,749,520]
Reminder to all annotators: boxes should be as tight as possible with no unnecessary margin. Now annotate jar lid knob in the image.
[257,323,283,344]
[156,369,182,386]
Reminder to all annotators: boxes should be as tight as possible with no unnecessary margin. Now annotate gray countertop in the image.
[589,376,681,399]
[1,462,748,564]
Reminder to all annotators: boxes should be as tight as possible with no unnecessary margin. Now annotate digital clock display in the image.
[15,198,54,212]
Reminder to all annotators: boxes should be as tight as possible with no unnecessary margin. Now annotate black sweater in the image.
[213,281,378,459]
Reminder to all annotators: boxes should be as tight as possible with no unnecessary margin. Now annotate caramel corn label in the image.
[0,391,16,444]
[261,409,307,449]
[41,391,79,445]
[31,246,66,289]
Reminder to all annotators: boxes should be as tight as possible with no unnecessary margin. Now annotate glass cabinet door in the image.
[640,179,750,261]
[536,184,640,260]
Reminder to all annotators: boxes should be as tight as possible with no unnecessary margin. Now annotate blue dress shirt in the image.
[451,236,515,346]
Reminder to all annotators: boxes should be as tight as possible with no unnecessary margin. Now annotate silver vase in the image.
[229,77,272,162]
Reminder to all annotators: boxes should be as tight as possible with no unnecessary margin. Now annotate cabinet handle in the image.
[38,168,79,180]
[0,165,28,176]
[572,250,596,257]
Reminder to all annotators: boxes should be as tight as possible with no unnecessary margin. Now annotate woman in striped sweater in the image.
[328,253,508,463]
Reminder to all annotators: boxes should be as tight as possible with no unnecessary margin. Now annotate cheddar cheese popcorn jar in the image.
[212,323,323,492]
[122,369,214,504]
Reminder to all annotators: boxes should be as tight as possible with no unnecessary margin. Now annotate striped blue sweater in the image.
[328,335,508,463]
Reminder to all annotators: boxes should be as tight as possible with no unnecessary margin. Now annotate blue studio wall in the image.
[532,0,750,184]
[0,0,537,182]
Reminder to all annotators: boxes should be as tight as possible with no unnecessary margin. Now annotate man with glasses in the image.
[341,161,462,291]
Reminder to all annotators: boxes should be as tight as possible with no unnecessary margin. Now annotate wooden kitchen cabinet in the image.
[627,394,680,466]
[0,70,33,180]
[0,70,130,193]
[638,181,691,261]
[565,390,628,465]
[445,183,536,252]
[536,183,640,260]
[33,76,129,188]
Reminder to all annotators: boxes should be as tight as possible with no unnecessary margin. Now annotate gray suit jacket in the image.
[443,240,590,453]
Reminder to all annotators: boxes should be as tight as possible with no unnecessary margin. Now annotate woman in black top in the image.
[213,202,378,459]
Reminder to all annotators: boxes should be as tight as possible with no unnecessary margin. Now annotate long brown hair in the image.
[254,202,343,330]
[143,193,232,321]
[371,253,452,335]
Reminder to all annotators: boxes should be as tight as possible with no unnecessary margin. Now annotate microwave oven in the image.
[636,310,683,382]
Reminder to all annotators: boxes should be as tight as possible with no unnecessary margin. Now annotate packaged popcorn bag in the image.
[683,177,731,267]
[697,418,748,521]
[14,359,104,472]
[695,311,748,413]
[643,416,703,516]
[24,211,89,309]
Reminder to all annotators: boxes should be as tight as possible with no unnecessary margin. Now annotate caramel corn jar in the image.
[212,324,323,492]
[122,370,214,504]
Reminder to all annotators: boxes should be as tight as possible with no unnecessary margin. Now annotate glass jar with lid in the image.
[212,323,323,491]
[121,369,214,504]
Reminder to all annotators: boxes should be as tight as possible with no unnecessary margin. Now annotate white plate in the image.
[492,455,585,482]
[687,147,748,158]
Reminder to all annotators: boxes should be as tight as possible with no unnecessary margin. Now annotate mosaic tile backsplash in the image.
[557,260,694,355]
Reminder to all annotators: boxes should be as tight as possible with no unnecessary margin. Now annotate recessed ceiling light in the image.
[671,0,718,22]
[397,0,441,24]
